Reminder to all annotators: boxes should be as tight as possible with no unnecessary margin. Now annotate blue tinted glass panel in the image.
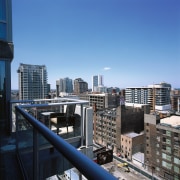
[0,61,5,91]
[0,61,5,120]
[0,23,6,40]
[0,0,6,20]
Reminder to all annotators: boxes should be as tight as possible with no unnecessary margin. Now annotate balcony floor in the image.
[0,129,23,179]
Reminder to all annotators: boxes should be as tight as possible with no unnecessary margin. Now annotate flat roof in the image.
[160,115,180,127]
[123,132,143,138]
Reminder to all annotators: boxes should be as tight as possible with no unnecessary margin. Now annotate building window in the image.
[166,146,171,153]
[0,61,6,120]
[174,132,178,137]
[162,153,171,161]
[166,131,171,137]
[162,161,172,170]
[162,145,166,150]
[174,157,180,165]
[162,130,166,134]
[166,139,171,145]
[162,137,166,142]
[174,175,180,180]
[174,166,180,174]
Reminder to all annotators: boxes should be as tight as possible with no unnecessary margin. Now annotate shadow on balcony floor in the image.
[0,129,24,180]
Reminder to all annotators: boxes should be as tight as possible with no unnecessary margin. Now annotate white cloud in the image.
[103,67,111,71]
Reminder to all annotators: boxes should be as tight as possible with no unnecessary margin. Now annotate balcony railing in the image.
[14,98,116,179]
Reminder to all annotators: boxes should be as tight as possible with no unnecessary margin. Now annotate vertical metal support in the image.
[80,104,84,146]
[15,108,19,150]
[33,128,39,180]
[9,101,12,134]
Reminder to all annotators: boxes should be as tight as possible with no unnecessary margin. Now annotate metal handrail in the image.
[15,105,117,180]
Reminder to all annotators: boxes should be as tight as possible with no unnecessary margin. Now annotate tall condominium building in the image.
[56,77,73,96]
[92,75,103,92]
[144,114,180,179]
[17,63,48,100]
[0,0,14,132]
[125,82,171,111]
[74,78,88,94]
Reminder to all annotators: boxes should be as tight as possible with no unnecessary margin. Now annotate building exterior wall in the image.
[89,94,105,110]
[93,108,118,151]
[74,78,88,94]
[155,125,180,179]
[17,63,48,100]
[121,133,144,160]
[79,93,120,110]
[170,89,180,112]
[0,0,13,132]
[56,77,73,96]
[144,114,180,179]
[94,105,145,155]
[144,114,160,174]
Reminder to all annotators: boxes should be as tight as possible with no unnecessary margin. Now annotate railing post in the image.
[80,104,84,146]
[33,128,39,180]
[15,108,19,150]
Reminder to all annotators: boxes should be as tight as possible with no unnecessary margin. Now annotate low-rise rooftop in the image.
[160,115,180,127]
[123,132,143,138]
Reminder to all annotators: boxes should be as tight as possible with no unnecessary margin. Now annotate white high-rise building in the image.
[125,82,171,111]
[17,63,48,100]
[92,75,104,92]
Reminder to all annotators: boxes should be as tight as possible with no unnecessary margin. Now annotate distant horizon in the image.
[11,83,180,91]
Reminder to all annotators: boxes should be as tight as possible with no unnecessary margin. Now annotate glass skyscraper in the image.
[17,63,48,100]
[92,75,104,92]
[0,0,14,133]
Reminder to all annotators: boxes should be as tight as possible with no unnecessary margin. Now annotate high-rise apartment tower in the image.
[125,82,171,111]
[17,63,48,100]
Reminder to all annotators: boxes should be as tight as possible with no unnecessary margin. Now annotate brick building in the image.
[144,114,180,179]
[93,105,148,157]
[121,132,144,160]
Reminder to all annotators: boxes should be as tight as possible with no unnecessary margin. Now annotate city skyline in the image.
[11,0,180,89]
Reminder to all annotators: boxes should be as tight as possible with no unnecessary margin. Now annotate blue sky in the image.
[11,0,180,89]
